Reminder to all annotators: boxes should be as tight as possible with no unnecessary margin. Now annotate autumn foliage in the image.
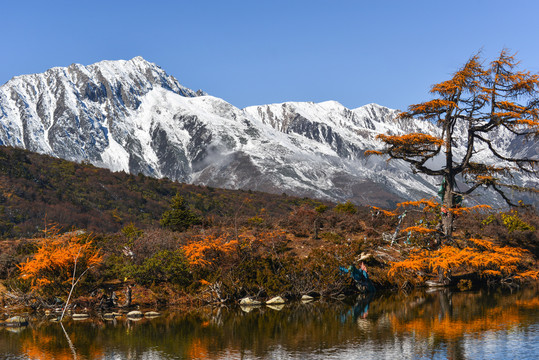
[368,50,539,238]
[183,233,239,267]
[18,228,102,298]
[388,238,538,284]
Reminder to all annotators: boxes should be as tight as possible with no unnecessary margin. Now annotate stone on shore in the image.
[5,316,28,327]
[239,297,261,306]
[72,313,90,320]
[266,296,286,305]
[145,311,161,318]
[127,310,143,318]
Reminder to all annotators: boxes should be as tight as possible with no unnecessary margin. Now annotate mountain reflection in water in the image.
[1,287,537,359]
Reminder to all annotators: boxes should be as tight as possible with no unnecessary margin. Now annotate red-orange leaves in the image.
[447,204,491,216]
[408,99,457,114]
[429,55,486,97]
[388,237,536,284]
[397,198,439,211]
[183,234,238,267]
[371,206,398,217]
[364,150,383,156]
[376,133,443,157]
[18,230,102,296]
[401,226,436,234]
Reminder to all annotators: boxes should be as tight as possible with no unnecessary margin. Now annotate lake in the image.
[1,287,537,359]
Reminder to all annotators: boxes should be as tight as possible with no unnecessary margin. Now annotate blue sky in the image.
[2,0,539,111]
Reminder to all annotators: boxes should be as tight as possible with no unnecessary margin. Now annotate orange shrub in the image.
[18,229,102,297]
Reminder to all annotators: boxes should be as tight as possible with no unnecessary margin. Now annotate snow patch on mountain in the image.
[0,57,536,207]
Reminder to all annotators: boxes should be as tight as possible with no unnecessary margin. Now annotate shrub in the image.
[17,230,103,299]
[132,249,192,288]
[334,201,357,214]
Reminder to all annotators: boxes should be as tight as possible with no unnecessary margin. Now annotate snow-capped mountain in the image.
[0,57,536,207]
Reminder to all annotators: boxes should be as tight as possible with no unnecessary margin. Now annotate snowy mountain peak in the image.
[0,59,536,207]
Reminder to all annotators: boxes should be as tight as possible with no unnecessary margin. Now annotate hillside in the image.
[0,146,324,238]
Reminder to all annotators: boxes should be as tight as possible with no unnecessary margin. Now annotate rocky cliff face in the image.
[0,57,536,207]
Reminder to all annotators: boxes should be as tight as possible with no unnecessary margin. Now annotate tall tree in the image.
[368,50,538,239]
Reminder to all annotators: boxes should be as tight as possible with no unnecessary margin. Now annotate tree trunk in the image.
[441,118,455,242]
[442,184,454,240]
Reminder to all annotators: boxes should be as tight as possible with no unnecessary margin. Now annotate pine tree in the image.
[160,193,202,232]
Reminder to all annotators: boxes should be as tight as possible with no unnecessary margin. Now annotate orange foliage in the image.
[182,230,288,268]
[364,150,383,156]
[183,233,238,267]
[514,119,539,128]
[401,226,436,234]
[18,229,102,296]
[430,55,485,96]
[447,204,491,216]
[514,270,539,280]
[388,238,535,282]
[407,99,457,114]
[371,206,398,217]
[376,133,444,148]
[397,198,439,211]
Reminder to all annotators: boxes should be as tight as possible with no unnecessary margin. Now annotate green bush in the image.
[501,210,536,233]
[334,200,357,214]
[132,249,192,288]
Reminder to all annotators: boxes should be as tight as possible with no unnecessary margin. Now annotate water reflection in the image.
[1,287,537,359]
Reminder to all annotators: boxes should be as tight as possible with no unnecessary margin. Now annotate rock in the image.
[72,313,90,320]
[239,297,261,306]
[144,311,161,318]
[425,280,447,287]
[266,296,286,305]
[5,316,28,327]
[126,310,143,318]
[301,295,314,303]
[359,252,373,262]
[240,305,260,313]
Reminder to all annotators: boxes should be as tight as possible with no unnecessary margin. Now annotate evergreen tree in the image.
[160,193,201,232]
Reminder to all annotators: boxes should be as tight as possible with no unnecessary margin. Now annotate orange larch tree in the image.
[368,50,539,239]
[18,229,103,301]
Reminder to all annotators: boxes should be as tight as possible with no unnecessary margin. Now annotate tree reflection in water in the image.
[0,287,537,359]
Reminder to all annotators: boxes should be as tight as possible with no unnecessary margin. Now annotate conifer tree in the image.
[368,50,539,239]
[160,193,201,232]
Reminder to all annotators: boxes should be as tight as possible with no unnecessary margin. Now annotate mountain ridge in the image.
[0,57,536,207]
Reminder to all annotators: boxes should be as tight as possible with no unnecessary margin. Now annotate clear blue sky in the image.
[2,0,539,111]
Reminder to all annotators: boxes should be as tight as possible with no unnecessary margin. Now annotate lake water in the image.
[1,287,537,359]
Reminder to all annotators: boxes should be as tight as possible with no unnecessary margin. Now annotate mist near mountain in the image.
[0,57,536,207]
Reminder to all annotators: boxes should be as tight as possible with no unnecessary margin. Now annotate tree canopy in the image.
[368,50,539,239]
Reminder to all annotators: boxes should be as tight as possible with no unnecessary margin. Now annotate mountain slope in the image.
[0,145,322,238]
[0,57,536,207]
